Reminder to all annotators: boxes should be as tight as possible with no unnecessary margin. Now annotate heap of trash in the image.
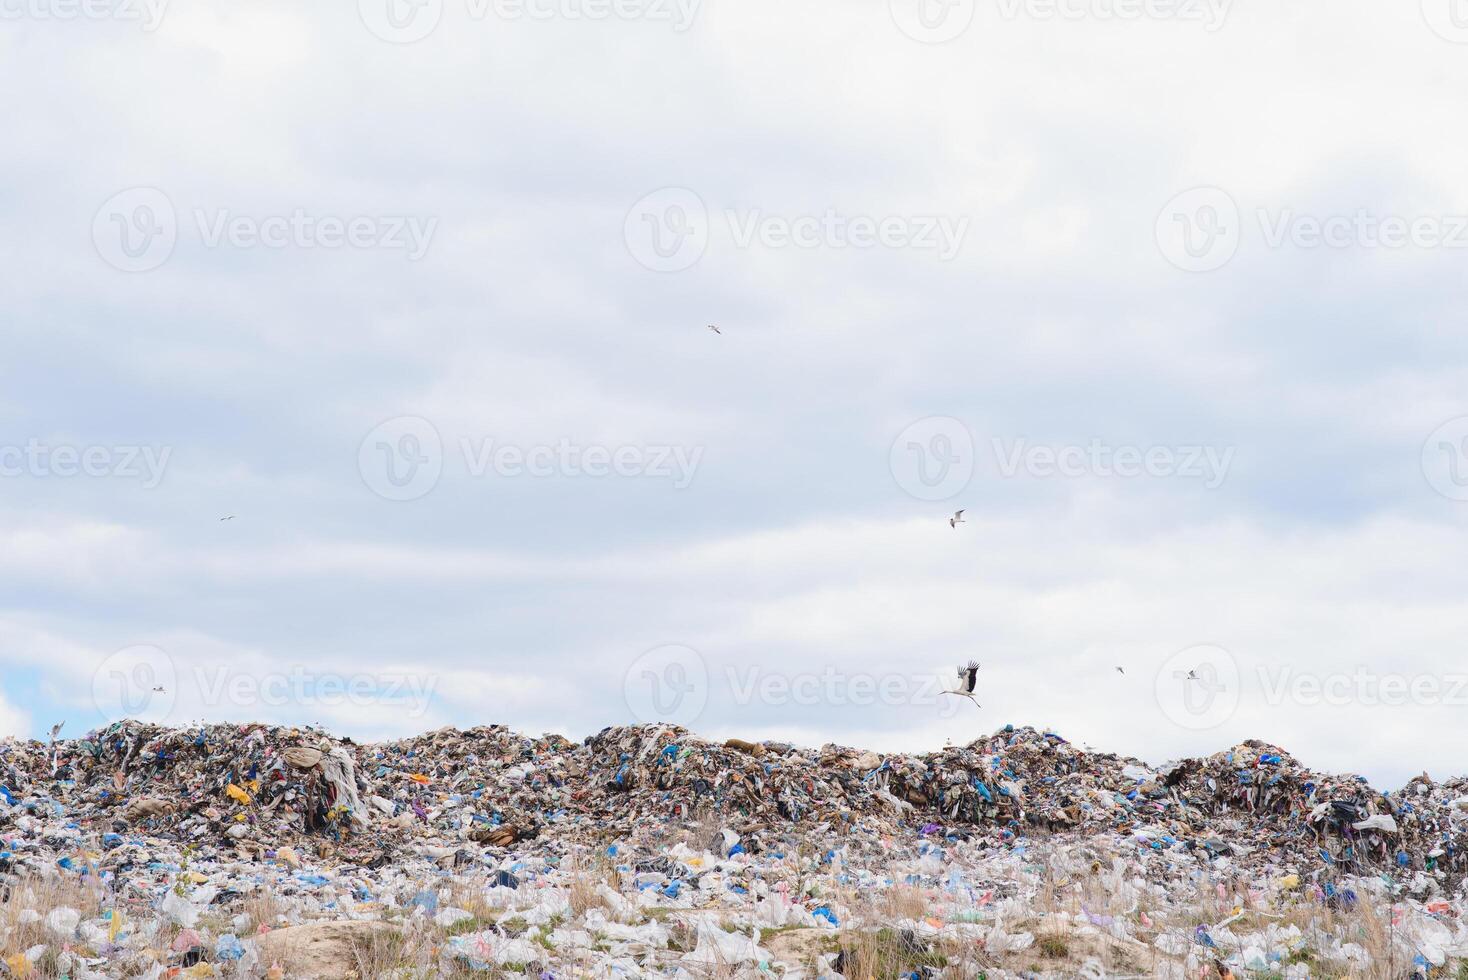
[3,720,1468,977]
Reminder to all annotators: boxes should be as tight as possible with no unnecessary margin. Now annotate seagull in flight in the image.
[152,686,166,693]
[949,509,965,528]
[941,661,981,707]
[219,515,236,521]
[1115,666,1125,675]
[707,324,721,335]
[1186,670,1200,682]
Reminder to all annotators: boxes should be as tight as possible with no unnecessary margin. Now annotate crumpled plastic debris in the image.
[43,907,80,939]
[2,719,1468,977]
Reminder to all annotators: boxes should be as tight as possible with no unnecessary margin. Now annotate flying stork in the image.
[941,661,981,707]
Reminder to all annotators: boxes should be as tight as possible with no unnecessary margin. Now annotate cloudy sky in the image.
[3,0,1468,787]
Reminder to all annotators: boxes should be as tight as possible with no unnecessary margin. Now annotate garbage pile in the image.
[3,721,1467,881]
[2,720,1468,977]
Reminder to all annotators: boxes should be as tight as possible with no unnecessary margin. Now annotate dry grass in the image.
[344,921,414,978]
[563,846,624,918]
[237,886,287,934]
[0,876,107,978]
[877,884,932,921]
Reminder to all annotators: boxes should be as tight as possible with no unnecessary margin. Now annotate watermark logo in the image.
[1422,416,1468,501]
[723,209,967,260]
[359,0,699,42]
[994,0,1231,31]
[358,0,443,42]
[726,665,964,716]
[194,665,437,716]
[621,648,964,726]
[93,189,438,272]
[1422,0,1468,42]
[479,0,700,28]
[1259,665,1468,708]
[991,438,1234,488]
[0,440,172,488]
[624,644,708,726]
[890,416,975,502]
[91,644,437,722]
[1155,643,1238,730]
[1257,209,1468,251]
[359,416,444,502]
[193,210,437,260]
[624,187,710,272]
[92,645,178,723]
[358,418,704,500]
[624,188,969,271]
[1155,186,1239,272]
[0,0,169,30]
[93,187,177,273]
[459,437,701,488]
[1160,187,1468,271]
[889,0,975,43]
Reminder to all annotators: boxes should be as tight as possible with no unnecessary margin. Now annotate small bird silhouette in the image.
[220,515,236,521]
[707,324,721,335]
[1115,666,1125,674]
[152,686,166,693]
[949,509,965,528]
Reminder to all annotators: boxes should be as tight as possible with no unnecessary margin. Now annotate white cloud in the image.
[2,508,1467,785]
[2,0,1466,791]
[0,690,31,739]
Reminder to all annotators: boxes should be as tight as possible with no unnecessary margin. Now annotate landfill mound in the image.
[1,720,1459,881]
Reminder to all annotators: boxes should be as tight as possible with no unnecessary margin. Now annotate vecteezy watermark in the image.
[0,0,168,30]
[92,187,177,273]
[623,188,709,272]
[994,0,1232,30]
[992,438,1234,488]
[1256,210,1468,251]
[624,644,709,727]
[193,210,437,260]
[359,416,703,501]
[192,665,437,717]
[358,0,444,42]
[359,416,444,502]
[725,665,966,717]
[0,440,171,488]
[1258,665,1468,708]
[93,645,178,723]
[890,0,1228,43]
[624,188,970,272]
[1155,187,1240,272]
[724,210,968,260]
[92,644,438,722]
[1158,186,1468,272]
[92,188,438,272]
[1421,0,1468,43]
[1155,643,1239,730]
[357,0,700,43]
[889,0,976,43]
[889,420,1232,499]
[1421,416,1468,501]
[623,645,967,726]
[459,438,702,488]
[890,416,975,502]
